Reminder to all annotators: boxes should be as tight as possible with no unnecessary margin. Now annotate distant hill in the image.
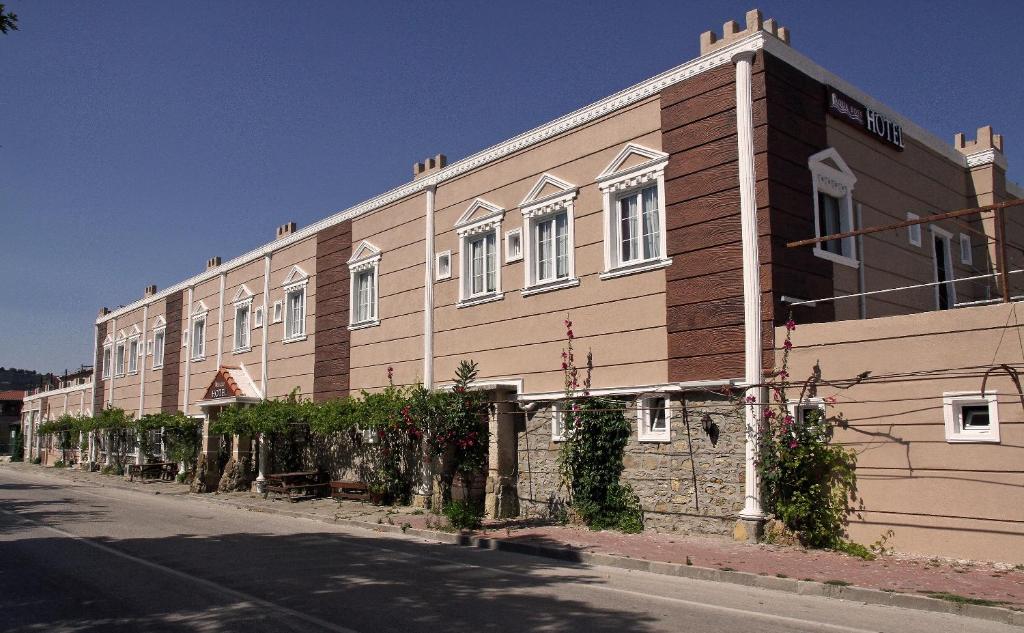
[0,367,54,391]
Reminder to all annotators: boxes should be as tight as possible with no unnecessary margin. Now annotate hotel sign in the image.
[826,87,904,151]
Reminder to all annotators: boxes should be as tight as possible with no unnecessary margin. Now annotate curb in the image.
[10,466,1024,628]
[191,492,1024,628]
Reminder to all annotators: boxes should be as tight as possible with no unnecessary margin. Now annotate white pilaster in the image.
[733,50,765,522]
[216,273,226,368]
[260,255,271,398]
[183,289,193,416]
[137,304,148,465]
[423,186,436,389]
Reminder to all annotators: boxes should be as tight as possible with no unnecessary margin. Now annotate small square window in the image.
[551,405,565,442]
[253,306,264,328]
[505,229,523,263]
[637,397,670,442]
[436,250,452,281]
[272,301,283,324]
[943,392,999,443]
[960,233,972,265]
[907,212,921,247]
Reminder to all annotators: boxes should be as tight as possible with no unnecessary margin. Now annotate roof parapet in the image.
[700,8,790,56]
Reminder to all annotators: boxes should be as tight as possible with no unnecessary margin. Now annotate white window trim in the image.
[907,212,922,247]
[809,148,859,269]
[456,199,504,306]
[637,396,671,442]
[521,175,579,295]
[102,345,112,379]
[505,228,523,263]
[282,281,308,342]
[151,327,166,369]
[960,233,973,266]
[233,298,253,353]
[788,398,825,423]
[930,225,957,309]
[943,391,999,443]
[348,240,382,330]
[127,336,140,375]
[551,405,565,442]
[114,337,127,377]
[190,311,207,361]
[435,250,452,281]
[253,306,265,328]
[597,143,671,278]
[272,300,283,324]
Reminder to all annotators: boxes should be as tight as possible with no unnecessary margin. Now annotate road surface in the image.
[0,466,1015,632]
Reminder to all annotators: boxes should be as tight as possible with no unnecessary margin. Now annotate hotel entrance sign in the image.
[827,87,904,151]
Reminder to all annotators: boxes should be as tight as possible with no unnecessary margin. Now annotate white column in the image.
[423,186,436,389]
[137,304,148,465]
[89,322,99,466]
[260,255,271,398]
[183,289,193,416]
[733,50,765,522]
[216,273,226,368]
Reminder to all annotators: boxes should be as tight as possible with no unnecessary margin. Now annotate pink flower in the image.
[782,415,794,427]
[567,329,574,339]
[561,362,568,370]
[788,439,798,449]
[777,370,789,379]
[785,319,797,332]
[744,395,756,404]
[824,396,837,405]
[782,339,793,350]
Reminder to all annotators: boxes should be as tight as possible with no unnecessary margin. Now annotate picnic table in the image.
[128,462,179,482]
[330,480,370,502]
[264,471,328,501]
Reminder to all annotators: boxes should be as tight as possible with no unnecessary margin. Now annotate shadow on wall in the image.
[1,527,662,632]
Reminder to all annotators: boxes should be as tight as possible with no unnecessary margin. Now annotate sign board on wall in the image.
[827,87,905,151]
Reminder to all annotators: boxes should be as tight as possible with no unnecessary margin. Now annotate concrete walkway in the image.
[11,462,1023,623]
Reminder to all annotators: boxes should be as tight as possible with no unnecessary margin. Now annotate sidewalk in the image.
[9,462,1023,624]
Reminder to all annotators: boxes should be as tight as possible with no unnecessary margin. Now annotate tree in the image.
[0,4,18,34]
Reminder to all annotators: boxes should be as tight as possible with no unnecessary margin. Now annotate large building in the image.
[51,10,1024,560]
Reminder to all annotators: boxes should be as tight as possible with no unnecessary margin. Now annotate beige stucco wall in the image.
[823,121,993,320]
[778,301,1024,562]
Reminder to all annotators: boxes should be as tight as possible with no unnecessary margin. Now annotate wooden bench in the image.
[128,462,179,482]
[330,480,369,501]
[264,471,329,501]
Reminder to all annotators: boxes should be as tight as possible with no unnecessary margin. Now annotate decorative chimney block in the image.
[700,8,790,55]
[276,222,297,240]
[413,153,448,180]
[206,256,222,270]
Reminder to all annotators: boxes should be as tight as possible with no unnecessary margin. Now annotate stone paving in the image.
[13,462,1024,610]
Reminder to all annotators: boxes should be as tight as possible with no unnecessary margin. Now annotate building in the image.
[21,368,93,465]
[71,10,1022,559]
[0,390,25,456]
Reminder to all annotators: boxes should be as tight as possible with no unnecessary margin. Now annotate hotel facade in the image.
[33,11,1023,561]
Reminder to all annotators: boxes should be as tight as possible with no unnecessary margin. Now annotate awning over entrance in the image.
[198,365,262,409]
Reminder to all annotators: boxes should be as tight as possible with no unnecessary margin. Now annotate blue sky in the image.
[2,1,1022,373]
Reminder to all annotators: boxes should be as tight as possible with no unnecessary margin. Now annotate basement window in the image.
[637,396,670,442]
[943,392,999,443]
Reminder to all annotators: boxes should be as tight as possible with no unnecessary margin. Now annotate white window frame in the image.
[348,241,381,330]
[455,198,504,307]
[191,311,207,361]
[943,391,999,443]
[637,396,671,442]
[272,300,283,324]
[233,300,252,352]
[520,173,579,296]
[114,337,126,377]
[808,148,859,269]
[280,266,309,342]
[597,143,671,279]
[253,306,264,328]
[907,212,921,247]
[152,327,166,369]
[960,233,973,266]
[435,250,452,281]
[505,228,523,263]
[789,398,825,425]
[102,344,112,379]
[551,405,565,442]
[127,336,140,375]
[930,225,957,309]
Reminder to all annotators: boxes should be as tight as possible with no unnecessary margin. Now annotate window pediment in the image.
[103,334,114,346]
[455,198,504,236]
[282,265,309,288]
[348,241,382,272]
[152,315,166,329]
[191,300,209,317]
[808,148,856,190]
[232,284,254,304]
[128,324,141,337]
[521,173,578,219]
[597,143,669,192]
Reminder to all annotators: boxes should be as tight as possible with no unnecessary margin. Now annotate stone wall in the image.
[515,393,745,534]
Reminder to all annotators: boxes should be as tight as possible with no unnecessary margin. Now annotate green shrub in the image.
[9,435,23,462]
[443,500,484,530]
[53,460,65,468]
[31,456,41,465]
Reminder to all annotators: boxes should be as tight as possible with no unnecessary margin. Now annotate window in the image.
[907,212,921,247]
[637,396,670,442]
[520,174,579,295]
[102,345,112,379]
[790,399,825,426]
[597,144,670,278]
[284,286,306,340]
[808,148,858,268]
[253,306,264,328]
[152,328,165,369]
[348,241,381,329]
[505,229,522,262]
[234,302,251,351]
[436,250,452,280]
[932,226,956,310]
[127,337,139,374]
[114,342,126,377]
[943,392,999,443]
[960,233,973,265]
[551,405,565,442]
[191,314,206,360]
[272,301,283,323]
[456,199,504,306]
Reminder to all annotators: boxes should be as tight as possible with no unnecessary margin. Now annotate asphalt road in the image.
[0,467,1015,633]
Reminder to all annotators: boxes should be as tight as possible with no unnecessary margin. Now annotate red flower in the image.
[744,395,756,404]
[782,339,793,350]
[785,319,797,332]
[567,329,574,339]
[561,362,568,370]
